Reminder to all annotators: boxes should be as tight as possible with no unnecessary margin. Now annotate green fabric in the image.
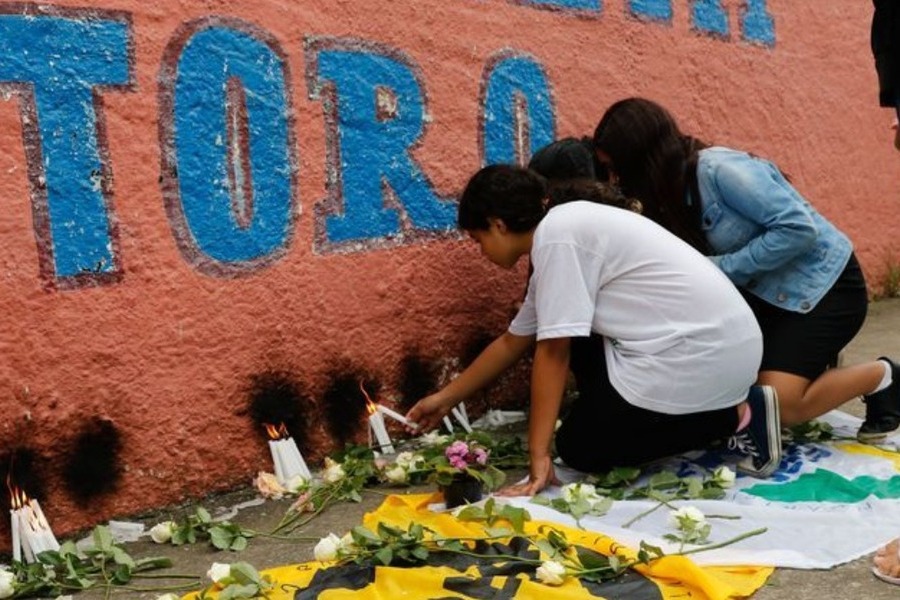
[744,468,900,502]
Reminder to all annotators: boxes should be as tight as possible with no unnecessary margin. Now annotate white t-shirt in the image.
[509,201,762,414]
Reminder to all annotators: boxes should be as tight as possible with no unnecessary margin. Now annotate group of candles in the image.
[265,423,312,486]
[262,385,478,489]
[363,383,472,455]
[9,487,60,563]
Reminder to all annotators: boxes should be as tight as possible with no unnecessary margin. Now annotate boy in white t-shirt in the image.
[406,165,781,497]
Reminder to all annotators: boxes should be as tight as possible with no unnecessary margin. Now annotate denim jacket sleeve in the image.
[704,154,818,287]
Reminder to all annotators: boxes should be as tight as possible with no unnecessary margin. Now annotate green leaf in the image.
[547,529,569,551]
[230,536,248,551]
[92,526,114,552]
[685,478,704,498]
[351,526,381,545]
[647,472,681,489]
[575,546,611,571]
[219,583,261,600]
[411,546,429,561]
[111,547,135,568]
[454,505,487,522]
[590,497,613,517]
[196,507,212,524]
[210,526,234,551]
[498,505,530,533]
[229,562,262,585]
[374,547,394,565]
[530,495,551,506]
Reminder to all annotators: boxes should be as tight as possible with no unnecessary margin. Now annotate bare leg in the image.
[758,362,885,426]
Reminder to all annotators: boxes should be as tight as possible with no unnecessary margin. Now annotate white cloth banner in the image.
[506,411,900,569]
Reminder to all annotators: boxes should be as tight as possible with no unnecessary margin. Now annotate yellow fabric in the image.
[189,493,772,600]
[837,441,900,469]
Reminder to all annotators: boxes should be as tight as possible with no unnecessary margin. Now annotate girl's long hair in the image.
[592,97,711,254]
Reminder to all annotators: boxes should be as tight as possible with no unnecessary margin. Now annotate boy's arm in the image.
[405,331,534,431]
[497,336,570,497]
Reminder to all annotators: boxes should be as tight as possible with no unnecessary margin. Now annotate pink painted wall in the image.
[0,0,897,538]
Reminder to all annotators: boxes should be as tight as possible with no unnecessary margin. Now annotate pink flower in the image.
[449,455,468,470]
[473,448,488,465]
[446,441,469,459]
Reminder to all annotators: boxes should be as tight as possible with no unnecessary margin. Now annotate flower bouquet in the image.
[430,440,505,508]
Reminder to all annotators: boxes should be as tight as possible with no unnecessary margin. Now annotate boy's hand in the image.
[404,393,451,433]
[494,455,559,497]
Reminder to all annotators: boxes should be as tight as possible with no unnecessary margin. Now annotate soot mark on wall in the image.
[0,447,48,511]
[322,362,376,446]
[245,370,313,448]
[461,329,494,368]
[397,351,439,412]
[62,418,123,505]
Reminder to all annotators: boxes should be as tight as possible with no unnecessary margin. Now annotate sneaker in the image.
[728,385,782,478]
[858,357,900,443]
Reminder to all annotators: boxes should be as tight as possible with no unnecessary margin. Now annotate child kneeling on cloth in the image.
[405,165,781,496]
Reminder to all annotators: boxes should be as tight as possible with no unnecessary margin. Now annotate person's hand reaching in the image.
[494,454,559,497]
[405,393,452,433]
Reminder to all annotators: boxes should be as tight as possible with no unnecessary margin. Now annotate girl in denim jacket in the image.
[592,97,900,445]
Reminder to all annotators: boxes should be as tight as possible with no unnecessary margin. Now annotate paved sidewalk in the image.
[80,298,900,599]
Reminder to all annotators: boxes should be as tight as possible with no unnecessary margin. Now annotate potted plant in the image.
[429,440,505,508]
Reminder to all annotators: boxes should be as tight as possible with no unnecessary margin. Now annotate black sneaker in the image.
[858,357,900,443]
[728,385,782,478]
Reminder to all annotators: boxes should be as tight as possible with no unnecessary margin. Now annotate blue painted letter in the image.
[629,0,671,22]
[742,0,774,46]
[481,52,555,167]
[0,10,131,286]
[307,40,456,246]
[160,21,296,274]
[692,0,728,36]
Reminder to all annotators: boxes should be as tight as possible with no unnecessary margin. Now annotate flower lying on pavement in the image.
[154,594,180,600]
[254,471,287,499]
[535,560,567,586]
[322,457,347,483]
[0,568,15,600]
[207,562,231,585]
[149,520,176,544]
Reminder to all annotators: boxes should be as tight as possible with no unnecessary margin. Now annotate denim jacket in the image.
[695,147,852,314]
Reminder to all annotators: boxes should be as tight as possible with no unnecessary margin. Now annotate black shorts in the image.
[741,253,868,381]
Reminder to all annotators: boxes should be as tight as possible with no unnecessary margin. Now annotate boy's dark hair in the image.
[592,97,710,254]
[457,164,546,233]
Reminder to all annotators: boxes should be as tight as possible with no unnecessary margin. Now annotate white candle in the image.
[18,510,35,562]
[377,404,415,428]
[460,402,469,426]
[268,440,287,484]
[451,406,473,433]
[30,500,59,552]
[369,411,395,454]
[10,509,20,562]
[284,438,312,480]
[443,415,454,433]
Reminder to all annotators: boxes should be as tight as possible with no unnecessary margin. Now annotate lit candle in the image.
[268,440,288,484]
[377,404,415,428]
[10,509,20,562]
[283,438,312,480]
[369,410,395,454]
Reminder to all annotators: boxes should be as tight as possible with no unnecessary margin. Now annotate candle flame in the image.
[264,422,289,440]
[360,382,378,415]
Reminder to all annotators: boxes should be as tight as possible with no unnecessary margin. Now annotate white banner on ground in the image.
[507,411,900,569]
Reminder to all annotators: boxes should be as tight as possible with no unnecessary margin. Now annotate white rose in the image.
[384,465,408,484]
[55,596,74,600]
[0,570,15,600]
[669,506,706,528]
[284,474,309,493]
[149,520,176,544]
[322,458,346,483]
[712,466,736,488]
[155,594,181,600]
[395,451,423,470]
[314,533,342,561]
[340,532,356,552]
[535,560,566,586]
[561,483,600,505]
[206,562,231,584]
[420,431,449,447]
